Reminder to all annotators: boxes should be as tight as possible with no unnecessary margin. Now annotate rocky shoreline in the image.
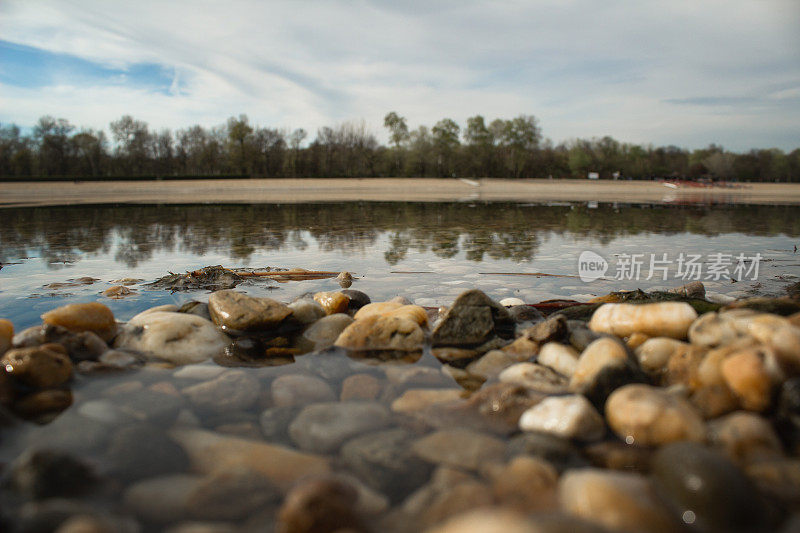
[1,284,799,532]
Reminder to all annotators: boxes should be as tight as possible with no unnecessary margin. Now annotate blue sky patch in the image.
[0,40,176,94]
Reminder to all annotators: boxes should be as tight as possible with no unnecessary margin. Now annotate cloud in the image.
[0,0,798,150]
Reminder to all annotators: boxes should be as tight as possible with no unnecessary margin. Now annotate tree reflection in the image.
[0,202,798,268]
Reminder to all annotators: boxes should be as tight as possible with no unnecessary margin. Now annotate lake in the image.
[2,201,798,330]
[1,200,799,532]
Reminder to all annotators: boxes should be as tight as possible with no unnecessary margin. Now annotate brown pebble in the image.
[41,302,116,341]
[0,318,13,355]
[340,374,382,401]
[721,348,775,412]
[102,285,136,299]
[14,388,73,418]
[277,476,365,533]
[313,291,350,315]
[2,343,73,388]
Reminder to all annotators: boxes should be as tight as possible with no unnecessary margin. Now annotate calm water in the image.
[1,201,800,531]
[1,201,799,330]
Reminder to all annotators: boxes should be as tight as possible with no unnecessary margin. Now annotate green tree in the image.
[432,118,460,177]
[227,114,254,175]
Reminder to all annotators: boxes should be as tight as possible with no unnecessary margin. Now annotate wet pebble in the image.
[1,318,14,355]
[277,476,366,533]
[181,369,260,415]
[114,311,229,365]
[340,289,371,310]
[8,448,97,499]
[288,401,392,453]
[520,314,567,344]
[488,455,558,512]
[499,362,569,394]
[411,428,505,471]
[2,343,73,388]
[340,428,432,501]
[334,315,424,351]
[340,373,382,401]
[104,423,189,482]
[651,441,769,532]
[432,289,512,346]
[270,374,336,407]
[41,302,117,341]
[589,301,698,339]
[295,313,354,353]
[208,290,292,332]
[314,290,351,315]
[559,468,679,533]
[537,342,580,377]
[519,394,605,442]
[465,350,515,380]
[287,298,326,325]
[708,411,784,465]
[606,384,706,447]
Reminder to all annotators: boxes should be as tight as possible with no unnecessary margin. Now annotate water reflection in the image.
[2,202,799,268]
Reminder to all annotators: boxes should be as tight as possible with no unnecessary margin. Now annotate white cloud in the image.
[0,0,798,150]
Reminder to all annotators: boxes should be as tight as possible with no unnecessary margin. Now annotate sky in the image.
[0,0,798,151]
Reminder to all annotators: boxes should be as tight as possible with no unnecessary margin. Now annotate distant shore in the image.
[2,178,800,207]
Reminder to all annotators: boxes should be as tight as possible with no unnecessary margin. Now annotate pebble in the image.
[334,315,424,351]
[340,373,382,401]
[635,337,688,377]
[745,459,800,508]
[520,314,567,344]
[537,342,579,377]
[354,301,428,326]
[337,271,353,287]
[432,289,513,346]
[42,324,108,361]
[314,291,351,315]
[589,302,698,339]
[169,427,330,490]
[688,311,749,349]
[2,343,73,388]
[340,428,432,501]
[507,432,589,472]
[277,476,366,533]
[499,297,525,307]
[518,395,605,441]
[41,302,117,341]
[0,318,13,355]
[173,365,226,381]
[114,311,229,365]
[403,468,494,528]
[340,289,371,310]
[465,350,515,380]
[105,423,189,482]
[605,384,706,447]
[720,347,776,411]
[430,509,608,533]
[181,370,260,414]
[15,388,73,418]
[270,374,336,407]
[559,468,679,533]
[498,362,569,394]
[295,313,354,352]
[287,298,326,325]
[208,290,292,332]
[391,388,463,414]
[777,378,800,454]
[584,440,653,472]
[708,411,784,466]
[461,382,545,434]
[288,401,392,453]
[102,285,135,298]
[568,337,629,394]
[488,455,559,512]
[651,441,768,532]
[8,448,97,499]
[411,428,505,471]
[669,280,706,298]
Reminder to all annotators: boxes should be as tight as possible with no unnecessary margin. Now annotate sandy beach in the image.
[2,178,800,207]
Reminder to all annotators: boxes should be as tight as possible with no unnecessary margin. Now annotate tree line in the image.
[1,112,798,181]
